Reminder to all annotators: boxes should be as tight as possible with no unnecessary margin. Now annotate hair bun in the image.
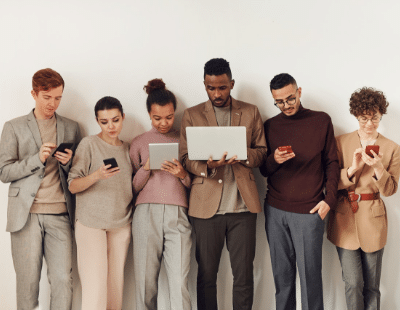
[144,78,166,94]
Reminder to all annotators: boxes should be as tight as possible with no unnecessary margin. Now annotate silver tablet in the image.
[149,143,179,170]
[186,126,247,160]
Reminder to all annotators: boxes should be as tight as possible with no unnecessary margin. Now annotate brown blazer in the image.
[179,98,267,219]
[327,130,400,252]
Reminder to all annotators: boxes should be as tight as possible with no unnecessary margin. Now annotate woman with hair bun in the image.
[130,79,192,310]
[327,87,400,309]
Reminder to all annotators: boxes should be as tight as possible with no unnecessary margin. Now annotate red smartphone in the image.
[278,146,293,154]
[366,145,379,158]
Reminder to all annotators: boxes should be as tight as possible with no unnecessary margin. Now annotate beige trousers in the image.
[75,220,131,310]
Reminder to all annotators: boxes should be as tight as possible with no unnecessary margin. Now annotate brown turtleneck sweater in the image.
[260,104,339,213]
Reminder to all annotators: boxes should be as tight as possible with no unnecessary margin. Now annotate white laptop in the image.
[186,126,247,160]
[149,143,179,170]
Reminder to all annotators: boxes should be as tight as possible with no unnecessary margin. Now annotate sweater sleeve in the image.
[259,120,280,177]
[129,140,151,194]
[322,118,340,209]
[180,172,192,189]
[68,137,92,185]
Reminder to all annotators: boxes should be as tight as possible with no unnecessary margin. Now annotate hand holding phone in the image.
[275,145,295,164]
[365,145,379,158]
[97,158,120,180]
[103,158,119,169]
[52,143,74,157]
[278,146,293,154]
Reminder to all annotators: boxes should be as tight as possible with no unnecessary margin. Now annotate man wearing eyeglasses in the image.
[259,73,339,310]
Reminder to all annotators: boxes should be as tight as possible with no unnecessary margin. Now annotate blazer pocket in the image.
[371,204,386,217]
[192,177,204,185]
[8,187,20,197]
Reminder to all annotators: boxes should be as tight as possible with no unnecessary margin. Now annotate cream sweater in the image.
[68,135,133,229]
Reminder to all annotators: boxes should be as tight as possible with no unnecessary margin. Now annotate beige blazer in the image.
[327,130,400,252]
[0,110,81,232]
[179,98,267,219]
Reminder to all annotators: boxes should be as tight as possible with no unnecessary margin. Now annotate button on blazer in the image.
[0,110,81,232]
[179,98,267,219]
[327,131,400,252]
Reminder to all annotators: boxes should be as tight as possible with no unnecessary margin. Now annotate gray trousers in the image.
[10,213,73,310]
[132,203,192,310]
[265,203,325,310]
[336,247,384,310]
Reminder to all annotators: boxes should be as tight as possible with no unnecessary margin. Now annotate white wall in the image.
[1,0,400,309]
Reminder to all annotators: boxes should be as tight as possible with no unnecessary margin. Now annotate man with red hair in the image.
[0,68,81,309]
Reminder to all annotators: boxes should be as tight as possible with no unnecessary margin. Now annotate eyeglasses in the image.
[358,116,381,124]
[274,89,298,108]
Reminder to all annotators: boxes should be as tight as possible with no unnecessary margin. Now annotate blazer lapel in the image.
[203,100,218,126]
[230,98,242,126]
[27,110,42,149]
[56,113,65,145]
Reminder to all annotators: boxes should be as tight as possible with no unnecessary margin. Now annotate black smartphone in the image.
[52,143,74,157]
[103,158,119,169]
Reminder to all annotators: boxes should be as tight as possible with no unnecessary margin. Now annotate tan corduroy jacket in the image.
[327,130,400,252]
[179,98,267,219]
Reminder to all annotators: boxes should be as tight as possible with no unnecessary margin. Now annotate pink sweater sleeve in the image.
[180,172,191,189]
[129,140,151,195]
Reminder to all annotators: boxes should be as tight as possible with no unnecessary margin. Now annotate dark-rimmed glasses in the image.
[274,88,298,108]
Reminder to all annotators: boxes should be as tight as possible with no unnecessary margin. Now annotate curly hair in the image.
[349,87,389,117]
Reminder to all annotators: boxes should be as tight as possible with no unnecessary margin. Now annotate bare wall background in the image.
[1,0,399,309]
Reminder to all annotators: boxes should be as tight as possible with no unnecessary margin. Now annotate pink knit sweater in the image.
[130,126,191,208]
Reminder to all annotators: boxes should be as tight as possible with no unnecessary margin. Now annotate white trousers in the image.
[132,203,192,310]
[75,220,131,310]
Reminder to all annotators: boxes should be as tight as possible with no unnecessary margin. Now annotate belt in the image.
[347,191,380,213]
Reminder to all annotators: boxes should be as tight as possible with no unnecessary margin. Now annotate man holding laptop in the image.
[180,58,267,310]
[260,73,339,310]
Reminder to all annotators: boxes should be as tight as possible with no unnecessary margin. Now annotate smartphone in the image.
[366,145,379,158]
[52,143,75,157]
[278,145,293,154]
[103,158,119,169]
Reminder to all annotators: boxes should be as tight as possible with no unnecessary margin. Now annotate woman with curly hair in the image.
[328,87,400,310]
[130,79,192,310]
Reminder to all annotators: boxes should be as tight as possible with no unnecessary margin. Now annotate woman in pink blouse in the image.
[130,79,192,310]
